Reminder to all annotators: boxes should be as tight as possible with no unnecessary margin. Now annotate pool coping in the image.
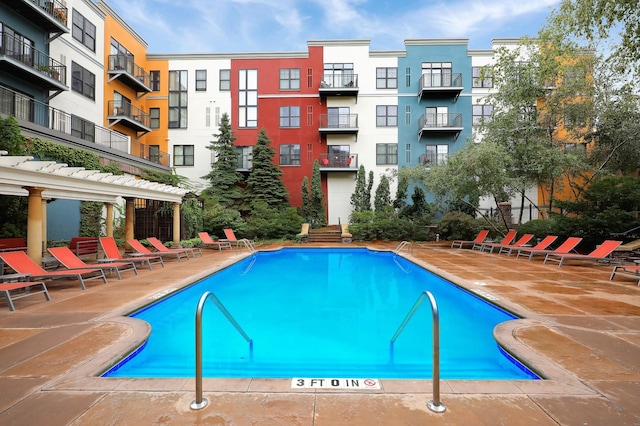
[43,247,598,398]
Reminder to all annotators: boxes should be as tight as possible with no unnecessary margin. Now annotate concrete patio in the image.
[0,241,639,425]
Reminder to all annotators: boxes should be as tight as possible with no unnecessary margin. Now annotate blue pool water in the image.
[104,248,538,380]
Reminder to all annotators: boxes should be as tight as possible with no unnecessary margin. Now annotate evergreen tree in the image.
[0,116,26,155]
[309,160,327,227]
[201,113,244,208]
[365,170,374,211]
[350,165,368,212]
[374,175,391,212]
[300,176,311,220]
[393,169,409,210]
[245,128,289,210]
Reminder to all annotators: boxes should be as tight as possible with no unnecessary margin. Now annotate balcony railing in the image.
[108,100,151,134]
[107,55,152,94]
[418,72,463,101]
[131,139,170,166]
[0,32,67,89]
[318,114,359,134]
[0,85,168,166]
[318,73,359,97]
[319,153,358,171]
[7,1,68,34]
[418,113,463,140]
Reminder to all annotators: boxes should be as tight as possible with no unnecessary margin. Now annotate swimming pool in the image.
[104,248,538,380]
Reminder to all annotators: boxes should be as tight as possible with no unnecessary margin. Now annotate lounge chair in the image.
[147,237,202,258]
[610,264,640,286]
[612,238,640,259]
[297,224,309,243]
[341,224,352,243]
[48,246,138,280]
[483,233,534,254]
[506,235,558,256]
[198,232,232,251]
[127,239,189,262]
[543,240,622,267]
[473,230,517,251]
[450,230,489,249]
[515,237,582,261]
[223,229,256,252]
[0,251,106,290]
[0,280,50,311]
[99,237,164,270]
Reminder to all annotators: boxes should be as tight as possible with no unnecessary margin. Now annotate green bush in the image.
[516,218,558,239]
[245,202,304,240]
[436,212,481,241]
[348,210,435,241]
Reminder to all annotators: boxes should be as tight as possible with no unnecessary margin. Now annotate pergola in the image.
[0,155,189,263]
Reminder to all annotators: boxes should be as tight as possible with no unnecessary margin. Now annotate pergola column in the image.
[41,198,48,252]
[125,197,135,242]
[25,186,45,264]
[173,202,181,244]
[105,202,114,237]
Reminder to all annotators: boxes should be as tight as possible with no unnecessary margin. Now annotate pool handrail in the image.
[394,241,413,256]
[390,290,446,413]
[190,291,253,410]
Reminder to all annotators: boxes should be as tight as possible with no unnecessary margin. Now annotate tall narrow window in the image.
[169,70,188,128]
[280,68,300,90]
[219,69,230,91]
[405,105,411,125]
[71,61,95,100]
[238,69,257,128]
[405,143,411,164]
[71,9,96,51]
[307,68,313,88]
[149,108,160,128]
[405,67,411,87]
[195,70,207,91]
[307,105,313,126]
[150,70,160,91]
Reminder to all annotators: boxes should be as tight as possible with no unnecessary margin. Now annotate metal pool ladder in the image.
[390,290,446,413]
[190,291,253,410]
[394,240,413,256]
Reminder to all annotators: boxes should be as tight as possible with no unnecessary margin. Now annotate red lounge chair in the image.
[198,232,232,251]
[507,235,558,256]
[515,237,582,261]
[485,233,534,254]
[223,229,256,252]
[48,246,138,280]
[450,230,489,249]
[0,251,106,290]
[544,240,622,267]
[474,230,517,251]
[127,239,188,262]
[0,281,50,311]
[146,237,202,258]
[99,237,164,270]
[610,264,640,286]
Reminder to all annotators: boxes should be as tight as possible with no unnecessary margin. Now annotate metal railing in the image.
[108,100,151,128]
[319,73,358,89]
[390,291,446,413]
[108,54,151,90]
[191,291,253,410]
[28,0,68,25]
[319,113,358,129]
[418,113,463,129]
[319,153,358,169]
[419,72,463,90]
[394,241,413,256]
[0,32,66,85]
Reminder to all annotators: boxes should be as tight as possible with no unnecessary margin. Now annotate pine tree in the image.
[309,160,327,227]
[245,128,289,210]
[351,165,368,212]
[365,170,374,211]
[374,175,391,212]
[300,175,311,220]
[393,170,409,210]
[201,113,244,208]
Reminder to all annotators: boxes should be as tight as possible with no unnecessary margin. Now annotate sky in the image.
[106,0,562,55]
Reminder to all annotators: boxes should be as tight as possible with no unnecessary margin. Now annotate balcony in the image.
[418,72,463,101]
[319,153,358,172]
[2,0,69,39]
[418,113,463,140]
[107,100,152,137]
[318,73,359,98]
[319,114,359,135]
[0,85,169,169]
[107,55,152,96]
[0,32,67,96]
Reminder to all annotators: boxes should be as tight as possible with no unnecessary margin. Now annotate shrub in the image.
[437,212,481,241]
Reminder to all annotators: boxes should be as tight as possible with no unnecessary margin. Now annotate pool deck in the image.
[0,241,639,425]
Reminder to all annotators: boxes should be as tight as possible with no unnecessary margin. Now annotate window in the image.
[472,66,493,88]
[236,146,253,169]
[280,68,300,90]
[0,84,33,122]
[405,105,411,125]
[150,70,160,91]
[376,105,397,127]
[72,9,96,51]
[238,69,257,127]
[195,70,207,91]
[323,63,354,87]
[405,143,411,164]
[327,107,350,128]
[280,106,300,127]
[405,67,411,87]
[423,145,448,166]
[279,144,300,165]
[563,106,586,127]
[169,70,187,128]
[376,143,398,165]
[71,62,95,100]
[219,69,230,91]
[424,106,448,127]
[71,115,94,142]
[564,142,587,152]
[149,108,160,128]
[472,104,493,125]
[173,145,194,166]
[326,145,351,167]
[376,67,397,89]
[149,145,160,163]
[422,62,452,87]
